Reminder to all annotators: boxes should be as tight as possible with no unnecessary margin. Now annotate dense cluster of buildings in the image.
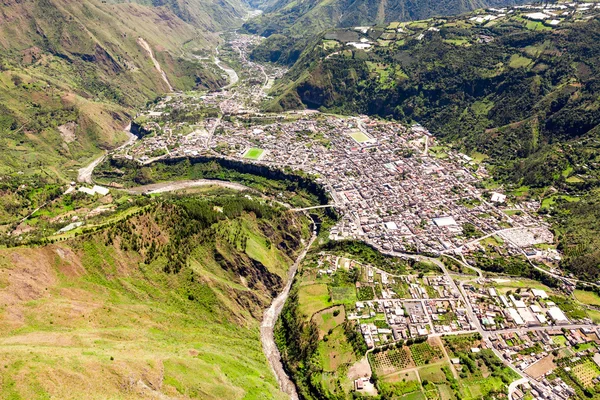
[464,284,581,331]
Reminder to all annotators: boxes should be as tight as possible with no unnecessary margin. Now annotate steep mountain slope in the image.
[244,0,529,65]
[0,0,241,179]
[113,0,248,31]
[0,193,310,399]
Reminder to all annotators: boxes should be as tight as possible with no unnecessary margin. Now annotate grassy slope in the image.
[0,0,229,179]
[0,196,309,399]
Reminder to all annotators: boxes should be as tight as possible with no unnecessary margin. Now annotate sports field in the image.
[350,131,372,143]
[243,148,265,159]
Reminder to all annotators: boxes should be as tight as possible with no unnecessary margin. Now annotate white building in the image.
[547,306,569,324]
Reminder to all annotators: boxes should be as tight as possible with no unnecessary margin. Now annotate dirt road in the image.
[126,179,255,194]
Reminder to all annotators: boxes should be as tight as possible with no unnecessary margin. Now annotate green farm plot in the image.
[574,290,600,307]
[372,347,415,374]
[437,384,454,400]
[410,341,443,366]
[566,176,584,183]
[331,286,357,304]
[509,54,533,68]
[400,391,427,400]
[243,148,265,160]
[571,360,600,388]
[313,306,345,339]
[379,371,423,399]
[357,285,375,301]
[587,309,600,324]
[350,131,372,143]
[298,283,332,318]
[420,364,449,384]
[317,325,356,372]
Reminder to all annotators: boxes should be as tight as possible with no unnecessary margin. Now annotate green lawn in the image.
[552,335,567,347]
[244,148,265,160]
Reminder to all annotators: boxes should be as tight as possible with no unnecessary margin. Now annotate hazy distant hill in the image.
[244,0,529,36]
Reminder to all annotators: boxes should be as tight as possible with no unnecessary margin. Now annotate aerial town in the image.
[308,250,600,400]
[105,9,600,399]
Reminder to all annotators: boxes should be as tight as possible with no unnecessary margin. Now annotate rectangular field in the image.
[243,148,265,160]
[350,131,371,143]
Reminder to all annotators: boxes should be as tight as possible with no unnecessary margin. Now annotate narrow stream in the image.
[260,218,317,399]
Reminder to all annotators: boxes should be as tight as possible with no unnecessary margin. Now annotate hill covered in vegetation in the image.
[244,0,529,64]
[0,191,310,399]
[0,0,244,180]
[245,0,529,36]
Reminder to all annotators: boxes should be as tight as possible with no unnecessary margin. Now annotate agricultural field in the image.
[331,286,357,304]
[313,306,346,339]
[420,364,449,384]
[317,325,357,372]
[525,355,556,379]
[571,360,600,388]
[410,340,443,366]
[298,283,333,318]
[357,285,375,300]
[372,347,415,374]
[574,290,600,307]
[379,370,422,398]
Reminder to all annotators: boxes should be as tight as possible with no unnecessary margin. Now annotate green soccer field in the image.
[244,148,265,159]
[350,131,371,143]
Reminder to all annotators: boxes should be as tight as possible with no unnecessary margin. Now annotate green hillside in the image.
[246,0,528,35]
[0,191,310,399]
[244,0,529,64]
[0,0,241,180]
[270,12,600,186]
